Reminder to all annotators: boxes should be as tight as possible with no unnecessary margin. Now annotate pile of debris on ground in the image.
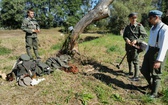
[2,53,78,87]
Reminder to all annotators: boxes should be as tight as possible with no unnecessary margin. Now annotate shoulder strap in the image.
[155,24,164,47]
[129,24,139,39]
[27,18,36,29]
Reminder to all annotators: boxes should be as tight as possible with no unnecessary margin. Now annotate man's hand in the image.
[153,61,161,69]
[131,40,137,46]
[126,39,131,45]
[32,29,40,33]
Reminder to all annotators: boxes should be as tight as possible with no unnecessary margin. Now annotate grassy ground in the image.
[0,28,168,105]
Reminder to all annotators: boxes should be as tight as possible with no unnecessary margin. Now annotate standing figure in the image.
[21,9,41,60]
[140,10,168,98]
[123,12,147,81]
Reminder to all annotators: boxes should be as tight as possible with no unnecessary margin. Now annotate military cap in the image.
[128,12,138,18]
[20,54,30,61]
[148,10,163,17]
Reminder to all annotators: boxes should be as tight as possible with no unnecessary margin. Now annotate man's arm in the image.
[21,19,34,34]
[156,29,168,62]
[153,28,168,69]
[123,26,131,45]
[139,25,148,40]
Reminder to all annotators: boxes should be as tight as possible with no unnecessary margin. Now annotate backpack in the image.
[46,54,71,69]
[46,54,79,73]
[9,54,36,86]
[35,61,54,75]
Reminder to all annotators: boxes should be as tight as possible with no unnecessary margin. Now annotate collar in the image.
[27,17,35,21]
[151,21,163,30]
[130,22,138,27]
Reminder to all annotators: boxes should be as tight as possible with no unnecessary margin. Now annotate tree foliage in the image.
[0,0,95,29]
[161,0,168,25]
[0,0,167,31]
[108,0,155,34]
[0,0,25,29]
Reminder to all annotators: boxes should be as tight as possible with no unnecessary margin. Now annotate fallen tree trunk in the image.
[60,0,114,55]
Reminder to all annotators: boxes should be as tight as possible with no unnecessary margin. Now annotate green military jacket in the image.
[21,17,40,38]
[123,23,147,42]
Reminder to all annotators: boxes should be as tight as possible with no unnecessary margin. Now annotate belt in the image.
[149,46,160,51]
[149,46,157,48]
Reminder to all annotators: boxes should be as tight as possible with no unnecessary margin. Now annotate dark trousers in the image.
[140,47,167,95]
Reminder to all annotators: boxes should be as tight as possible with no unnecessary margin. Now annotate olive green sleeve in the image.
[21,19,33,34]
[123,26,129,42]
[36,22,40,30]
[139,25,148,40]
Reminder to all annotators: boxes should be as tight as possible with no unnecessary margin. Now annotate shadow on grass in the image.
[92,73,134,90]
[79,36,100,43]
[81,59,146,94]
[81,59,127,76]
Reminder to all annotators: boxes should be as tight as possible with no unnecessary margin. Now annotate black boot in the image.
[134,63,139,78]
[128,63,133,76]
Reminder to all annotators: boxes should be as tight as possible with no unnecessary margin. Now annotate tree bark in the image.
[60,0,114,55]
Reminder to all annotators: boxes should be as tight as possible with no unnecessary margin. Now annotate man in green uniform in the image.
[21,9,41,60]
[123,12,147,81]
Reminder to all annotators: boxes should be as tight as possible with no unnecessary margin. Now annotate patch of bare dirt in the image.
[0,30,24,38]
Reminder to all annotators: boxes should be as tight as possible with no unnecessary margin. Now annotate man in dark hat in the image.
[21,8,41,60]
[123,12,147,81]
[140,10,168,98]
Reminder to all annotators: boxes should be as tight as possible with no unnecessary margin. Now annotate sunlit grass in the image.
[0,46,12,55]
[0,28,167,105]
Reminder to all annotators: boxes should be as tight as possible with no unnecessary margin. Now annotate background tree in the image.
[0,0,25,29]
[60,0,83,33]
[24,0,54,28]
[0,0,166,31]
[161,0,168,24]
[108,0,155,35]
[60,0,114,54]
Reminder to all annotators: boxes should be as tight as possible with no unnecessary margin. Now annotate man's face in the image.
[28,11,34,18]
[129,16,137,24]
[148,16,160,25]
[148,16,157,25]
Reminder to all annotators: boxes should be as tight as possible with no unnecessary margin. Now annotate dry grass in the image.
[0,28,167,105]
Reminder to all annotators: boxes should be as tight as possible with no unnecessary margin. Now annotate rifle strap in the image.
[129,24,140,40]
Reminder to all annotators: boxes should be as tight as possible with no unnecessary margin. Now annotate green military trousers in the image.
[140,47,167,96]
[126,44,139,77]
[25,36,39,59]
